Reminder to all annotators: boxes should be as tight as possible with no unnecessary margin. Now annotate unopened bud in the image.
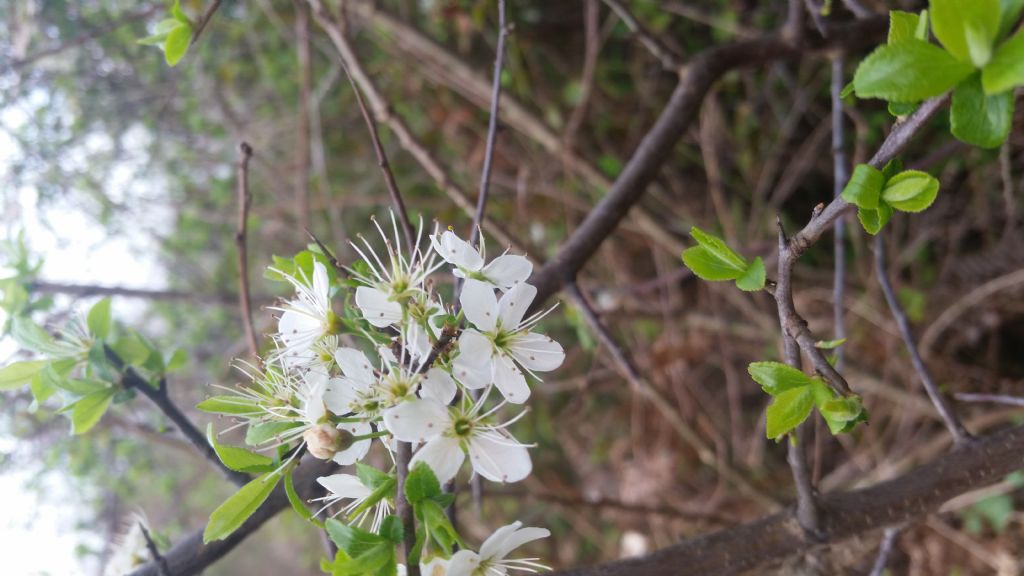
[303,424,342,460]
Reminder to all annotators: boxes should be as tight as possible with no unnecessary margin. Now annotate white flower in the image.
[457,280,564,404]
[431,230,532,291]
[104,514,151,576]
[446,521,550,576]
[270,261,335,363]
[350,214,442,327]
[324,347,457,419]
[383,394,532,485]
[313,473,392,532]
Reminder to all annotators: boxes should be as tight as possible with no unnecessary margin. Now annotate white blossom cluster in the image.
[220,214,561,573]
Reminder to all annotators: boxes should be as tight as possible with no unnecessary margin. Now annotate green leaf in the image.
[857,202,894,235]
[356,463,393,491]
[931,0,1002,66]
[0,360,47,390]
[71,388,116,434]
[86,298,112,339]
[681,227,749,282]
[818,396,868,434]
[840,81,855,99]
[326,519,386,557]
[951,73,1015,148]
[165,348,188,373]
[999,0,1024,38]
[164,23,192,67]
[982,31,1024,94]
[379,516,404,545]
[203,472,282,543]
[888,11,923,44]
[207,424,276,473]
[55,378,111,396]
[841,164,885,209]
[881,170,941,212]
[814,338,847,349]
[735,257,765,292]
[405,462,442,504]
[196,395,260,416]
[417,499,463,555]
[245,421,304,446]
[110,331,152,366]
[888,101,919,117]
[171,0,190,23]
[285,469,324,527]
[765,387,815,440]
[11,316,67,356]
[853,40,975,102]
[747,362,817,395]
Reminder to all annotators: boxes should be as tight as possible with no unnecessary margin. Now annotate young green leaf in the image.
[681,227,749,281]
[930,0,1002,66]
[951,73,1015,148]
[284,469,324,527]
[818,396,869,434]
[734,257,766,292]
[0,360,47,391]
[197,395,260,416]
[747,362,818,395]
[982,31,1024,94]
[841,164,885,209]
[881,170,941,212]
[765,387,816,440]
[71,387,116,434]
[164,23,192,67]
[11,316,68,357]
[857,202,894,235]
[888,11,923,45]
[999,0,1024,38]
[853,40,974,102]
[207,424,276,473]
[405,462,442,504]
[165,348,188,373]
[326,519,387,557]
[356,463,394,490]
[87,298,112,339]
[204,472,282,543]
[171,0,190,24]
[245,421,303,446]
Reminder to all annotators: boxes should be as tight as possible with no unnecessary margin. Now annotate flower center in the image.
[453,417,474,437]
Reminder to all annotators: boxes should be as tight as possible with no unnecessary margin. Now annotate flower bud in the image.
[303,424,342,460]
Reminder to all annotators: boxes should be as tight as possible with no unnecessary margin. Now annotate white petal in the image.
[480,522,550,562]
[312,261,330,301]
[468,431,532,483]
[278,307,323,345]
[421,368,457,404]
[497,282,536,330]
[493,353,529,404]
[355,286,403,327]
[460,279,498,332]
[333,421,372,465]
[302,371,328,423]
[432,230,483,271]
[316,473,370,499]
[383,399,451,443]
[323,376,369,415]
[452,354,491,389]
[334,347,376,384]
[445,550,482,576]
[410,435,465,485]
[482,254,532,291]
[457,330,493,365]
[421,557,449,576]
[508,332,565,372]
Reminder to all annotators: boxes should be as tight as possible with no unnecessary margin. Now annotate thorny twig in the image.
[235,142,260,359]
[140,522,171,576]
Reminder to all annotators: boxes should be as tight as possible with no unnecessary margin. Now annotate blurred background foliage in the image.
[2,0,1024,574]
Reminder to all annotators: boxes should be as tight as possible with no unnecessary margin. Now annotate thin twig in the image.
[104,346,249,486]
[841,0,875,19]
[235,142,260,360]
[189,0,225,46]
[294,0,313,233]
[565,282,778,510]
[955,393,1024,407]
[139,522,171,576]
[868,526,902,576]
[602,0,683,71]
[874,235,971,445]
[831,55,848,372]
[11,6,160,70]
[469,0,508,248]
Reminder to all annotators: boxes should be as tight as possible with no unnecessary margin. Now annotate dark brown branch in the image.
[873,235,971,444]
[127,456,334,576]
[139,522,171,576]
[528,16,888,311]
[468,0,508,248]
[104,347,249,487]
[235,142,260,360]
[554,423,1024,575]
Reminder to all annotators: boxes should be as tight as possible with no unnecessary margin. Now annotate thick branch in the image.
[554,424,1024,576]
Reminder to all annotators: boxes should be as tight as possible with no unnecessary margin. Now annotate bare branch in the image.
[602,0,683,71]
[955,393,1024,407]
[868,526,903,576]
[235,142,260,360]
[190,0,225,47]
[139,523,171,576]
